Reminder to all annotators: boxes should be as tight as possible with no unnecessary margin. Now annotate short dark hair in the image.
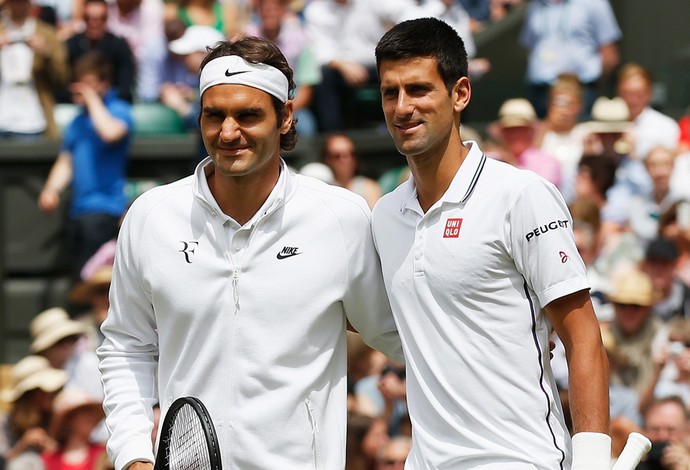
[375,17,468,94]
[645,237,679,263]
[199,36,298,151]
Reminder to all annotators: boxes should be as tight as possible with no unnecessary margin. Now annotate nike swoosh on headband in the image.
[225,70,249,77]
[200,56,289,102]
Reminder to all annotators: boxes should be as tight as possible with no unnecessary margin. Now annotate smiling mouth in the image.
[396,121,421,133]
[217,145,247,154]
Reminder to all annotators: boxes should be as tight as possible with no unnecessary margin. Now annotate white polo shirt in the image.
[372,142,590,469]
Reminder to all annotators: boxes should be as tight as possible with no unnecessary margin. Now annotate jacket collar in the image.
[192,157,296,225]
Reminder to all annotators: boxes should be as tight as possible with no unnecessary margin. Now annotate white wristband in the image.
[571,432,612,470]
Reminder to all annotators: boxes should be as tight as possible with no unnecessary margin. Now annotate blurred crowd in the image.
[1,0,690,468]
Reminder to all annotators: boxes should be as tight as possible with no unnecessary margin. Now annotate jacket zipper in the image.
[230,223,258,315]
[305,396,320,469]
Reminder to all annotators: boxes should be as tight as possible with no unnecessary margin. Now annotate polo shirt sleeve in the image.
[507,178,590,308]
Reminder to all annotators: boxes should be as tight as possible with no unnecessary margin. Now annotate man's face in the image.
[547,92,581,131]
[258,0,284,31]
[71,72,110,105]
[645,147,674,191]
[642,260,675,297]
[500,125,534,158]
[200,84,292,180]
[379,57,469,161]
[618,75,651,120]
[613,302,651,337]
[645,402,688,444]
[323,135,357,179]
[43,335,80,368]
[83,2,108,40]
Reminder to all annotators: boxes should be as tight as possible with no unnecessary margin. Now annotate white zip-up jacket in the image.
[98,159,403,470]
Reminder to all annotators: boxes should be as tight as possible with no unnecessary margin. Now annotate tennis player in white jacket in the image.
[97,36,403,470]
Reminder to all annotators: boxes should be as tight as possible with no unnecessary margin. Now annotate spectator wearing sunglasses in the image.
[62,0,136,103]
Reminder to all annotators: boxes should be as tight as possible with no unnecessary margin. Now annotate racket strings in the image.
[165,405,213,469]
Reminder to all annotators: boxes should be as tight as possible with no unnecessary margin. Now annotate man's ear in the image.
[452,76,471,114]
[280,100,294,134]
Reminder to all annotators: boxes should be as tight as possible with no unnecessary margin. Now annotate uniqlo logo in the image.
[443,218,463,238]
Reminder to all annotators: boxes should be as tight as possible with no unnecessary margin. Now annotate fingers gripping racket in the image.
[611,432,652,470]
[154,397,222,470]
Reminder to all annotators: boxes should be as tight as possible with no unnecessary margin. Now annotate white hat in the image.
[584,97,631,134]
[497,98,537,128]
[1,355,68,403]
[169,25,226,55]
[30,307,87,353]
[299,162,336,184]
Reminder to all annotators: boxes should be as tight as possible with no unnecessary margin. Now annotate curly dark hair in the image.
[198,36,298,151]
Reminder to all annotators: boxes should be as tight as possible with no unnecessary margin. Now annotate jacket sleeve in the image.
[97,201,159,470]
[341,202,405,364]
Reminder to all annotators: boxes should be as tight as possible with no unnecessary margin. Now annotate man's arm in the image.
[98,203,159,470]
[599,42,620,77]
[38,151,73,214]
[342,202,404,364]
[546,289,611,469]
[545,289,609,434]
[73,82,129,143]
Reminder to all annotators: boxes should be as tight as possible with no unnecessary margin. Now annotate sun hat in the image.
[169,25,226,55]
[1,355,68,403]
[584,97,632,134]
[49,388,104,440]
[608,270,655,307]
[497,98,537,128]
[30,307,88,353]
[68,265,112,305]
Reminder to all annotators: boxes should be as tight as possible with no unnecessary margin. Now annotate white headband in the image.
[199,55,289,103]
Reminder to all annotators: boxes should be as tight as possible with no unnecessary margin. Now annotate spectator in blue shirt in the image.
[38,51,133,278]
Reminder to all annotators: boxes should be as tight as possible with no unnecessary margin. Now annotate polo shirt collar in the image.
[399,140,486,213]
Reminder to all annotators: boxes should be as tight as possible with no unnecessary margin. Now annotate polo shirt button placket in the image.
[413,222,426,277]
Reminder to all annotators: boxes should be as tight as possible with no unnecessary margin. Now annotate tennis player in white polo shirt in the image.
[372,18,610,469]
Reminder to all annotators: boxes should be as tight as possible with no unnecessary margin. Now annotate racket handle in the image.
[611,432,652,470]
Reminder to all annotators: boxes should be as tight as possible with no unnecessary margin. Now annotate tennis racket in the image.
[154,396,222,470]
[611,432,652,470]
